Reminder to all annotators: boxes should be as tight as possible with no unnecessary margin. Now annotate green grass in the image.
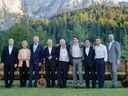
[0,81,127,96]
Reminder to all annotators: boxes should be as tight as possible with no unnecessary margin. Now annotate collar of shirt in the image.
[34,43,39,46]
[48,47,52,54]
[109,40,114,50]
[85,47,90,56]
[33,43,39,52]
[8,46,13,54]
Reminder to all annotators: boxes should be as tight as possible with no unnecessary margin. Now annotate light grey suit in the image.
[107,41,121,87]
[70,43,84,86]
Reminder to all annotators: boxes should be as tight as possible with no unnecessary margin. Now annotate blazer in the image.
[107,41,121,65]
[55,45,71,64]
[44,47,56,62]
[83,46,95,65]
[1,46,18,65]
[30,43,44,65]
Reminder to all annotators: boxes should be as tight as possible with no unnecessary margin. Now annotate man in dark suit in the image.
[1,38,18,88]
[56,39,71,88]
[29,36,44,87]
[44,39,56,87]
[83,39,96,88]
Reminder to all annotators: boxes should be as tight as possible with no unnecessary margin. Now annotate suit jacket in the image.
[55,45,71,64]
[1,46,18,65]
[44,47,56,63]
[30,43,44,65]
[83,46,95,66]
[107,41,121,65]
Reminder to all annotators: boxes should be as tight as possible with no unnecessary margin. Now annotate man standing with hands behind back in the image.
[44,39,56,88]
[1,38,18,88]
[29,36,44,87]
[107,34,121,88]
[83,39,96,88]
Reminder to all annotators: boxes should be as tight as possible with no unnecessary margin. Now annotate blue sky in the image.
[119,0,128,1]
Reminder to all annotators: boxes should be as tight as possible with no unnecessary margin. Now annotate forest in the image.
[0,6,128,59]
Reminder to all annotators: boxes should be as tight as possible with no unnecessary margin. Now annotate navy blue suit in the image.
[29,43,44,87]
[1,46,18,88]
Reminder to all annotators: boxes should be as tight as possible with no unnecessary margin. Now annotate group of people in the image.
[1,34,121,88]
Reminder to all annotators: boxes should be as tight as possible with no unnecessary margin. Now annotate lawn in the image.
[0,81,127,96]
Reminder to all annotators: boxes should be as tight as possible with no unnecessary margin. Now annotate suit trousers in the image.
[45,60,56,87]
[57,61,68,88]
[19,61,29,87]
[95,58,105,88]
[28,63,40,87]
[108,61,118,87]
[4,64,14,88]
[84,62,96,88]
[72,58,83,86]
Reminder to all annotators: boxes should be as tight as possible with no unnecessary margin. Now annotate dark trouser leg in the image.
[45,63,51,87]
[19,62,28,87]
[57,62,62,87]
[96,59,105,88]
[19,67,24,87]
[62,62,68,88]
[34,65,40,87]
[85,64,90,88]
[28,65,33,87]
[4,65,9,87]
[50,60,56,87]
[8,65,14,87]
[91,65,96,88]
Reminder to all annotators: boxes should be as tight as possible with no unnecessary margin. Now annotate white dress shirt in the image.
[59,47,69,62]
[48,47,52,55]
[85,47,90,56]
[33,43,38,52]
[95,44,108,61]
[72,44,82,58]
[108,40,114,50]
[8,46,13,55]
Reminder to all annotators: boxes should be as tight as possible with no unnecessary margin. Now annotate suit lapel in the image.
[47,47,53,56]
[7,47,10,55]
[33,44,39,53]
[85,47,90,56]
[109,42,115,51]
[8,46,14,55]
[47,47,50,56]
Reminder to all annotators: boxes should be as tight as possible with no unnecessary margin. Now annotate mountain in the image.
[0,0,125,31]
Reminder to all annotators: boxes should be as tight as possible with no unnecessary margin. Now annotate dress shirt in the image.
[59,47,69,62]
[33,43,38,52]
[108,40,114,50]
[72,44,82,58]
[95,44,108,61]
[85,47,90,56]
[8,45,13,55]
[48,47,52,55]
